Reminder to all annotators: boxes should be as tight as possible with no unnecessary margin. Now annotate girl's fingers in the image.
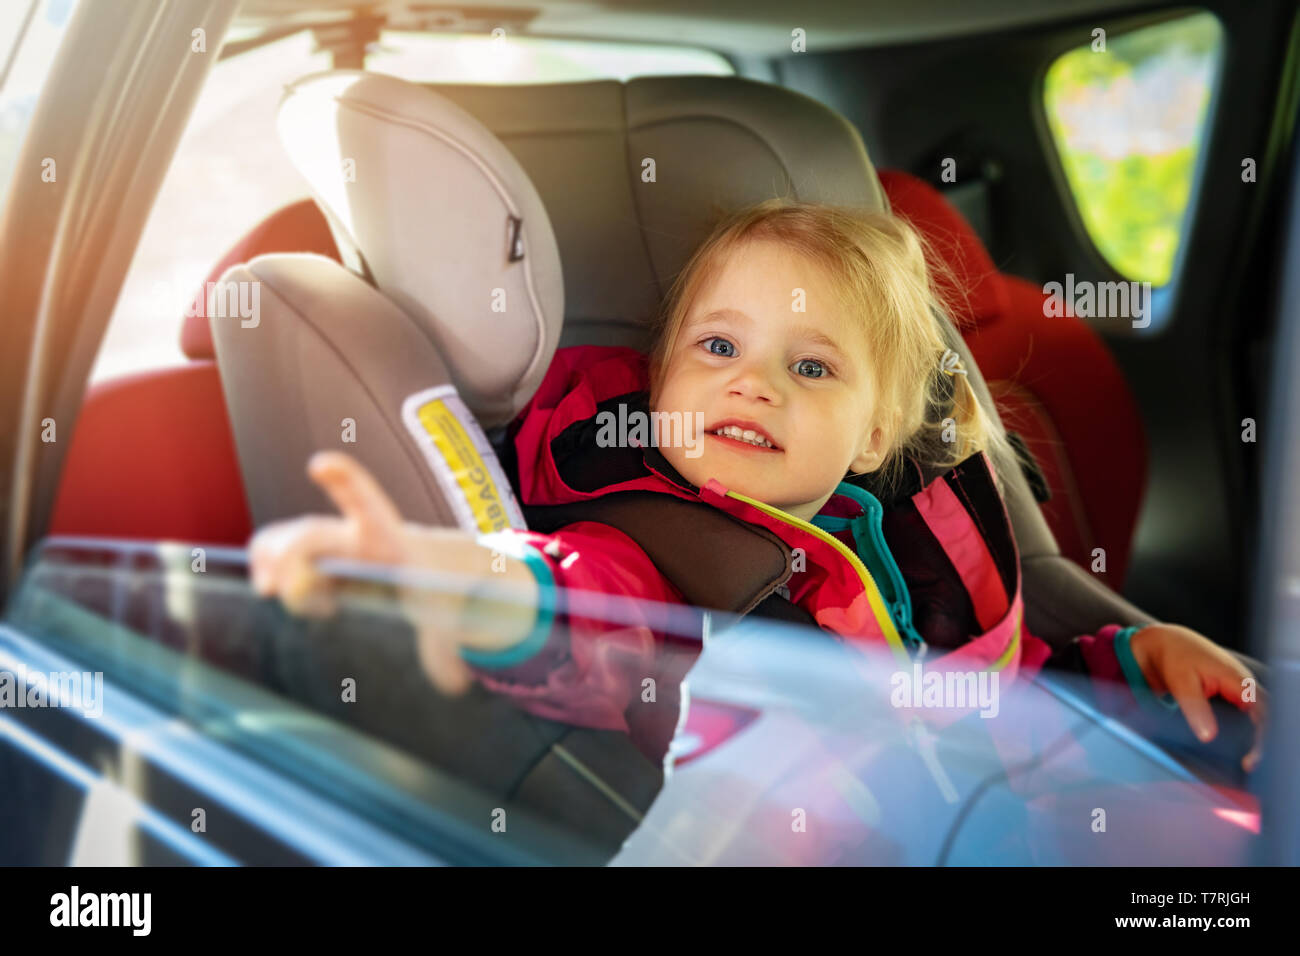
[249,515,354,610]
[1231,678,1268,773]
[250,515,349,584]
[1203,655,1268,773]
[254,453,475,695]
[281,558,339,618]
[307,452,405,552]
[1164,666,1218,743]
[413,623,473,696]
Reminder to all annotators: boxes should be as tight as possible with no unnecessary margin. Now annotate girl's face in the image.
[654,238,887,521]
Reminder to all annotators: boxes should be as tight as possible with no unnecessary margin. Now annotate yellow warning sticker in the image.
[402,385,526,534]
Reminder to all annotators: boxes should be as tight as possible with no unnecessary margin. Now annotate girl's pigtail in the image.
[931,344,1025,495]
[925,348,977,463]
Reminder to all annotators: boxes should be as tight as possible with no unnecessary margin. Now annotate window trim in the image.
[1032,8,1227,335]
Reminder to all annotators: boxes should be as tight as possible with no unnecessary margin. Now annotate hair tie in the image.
[939,348,968,377]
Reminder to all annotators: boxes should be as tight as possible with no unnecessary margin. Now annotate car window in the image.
[1041,11,1223,288]
[89,29,332,385]
[6,536,708,863]
[5,534,1261,865]
[0,0,78,220]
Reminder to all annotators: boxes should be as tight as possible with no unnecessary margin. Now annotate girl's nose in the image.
[726,360,782,403]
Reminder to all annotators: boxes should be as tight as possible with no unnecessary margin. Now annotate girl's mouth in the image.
[707,425,782,453]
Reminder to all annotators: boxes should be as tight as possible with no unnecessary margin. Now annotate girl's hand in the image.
[248,450,475,696]
[1129,623,1267,773]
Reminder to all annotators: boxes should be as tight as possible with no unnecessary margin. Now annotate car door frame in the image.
[0,0,239,597]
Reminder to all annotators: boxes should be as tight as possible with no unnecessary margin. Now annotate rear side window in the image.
[1042,12,1223,287]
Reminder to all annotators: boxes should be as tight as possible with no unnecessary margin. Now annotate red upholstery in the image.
[880,169,1147,587]
[182,198,340,360]
[50,200,341,545]
[877,169,1009,329]
[48,363,253,544]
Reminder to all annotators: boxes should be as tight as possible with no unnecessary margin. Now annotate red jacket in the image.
[464,345,1150,761]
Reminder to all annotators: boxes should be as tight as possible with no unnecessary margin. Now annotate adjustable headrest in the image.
[876,169,1009,330]
[280,73,888,364]
[278,72,565,428]
[422,75,889,349]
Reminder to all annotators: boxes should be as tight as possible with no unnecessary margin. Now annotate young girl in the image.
[249,199,1264,773]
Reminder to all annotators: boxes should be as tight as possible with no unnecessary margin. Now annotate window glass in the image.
[6,537,696,863]
[1042,12,1222,286]
[90,29,331,384]
[7,534,1258,865]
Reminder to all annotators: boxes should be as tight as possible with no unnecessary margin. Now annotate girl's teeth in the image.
[712,426,773,448]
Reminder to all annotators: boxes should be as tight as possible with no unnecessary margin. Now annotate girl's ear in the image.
[850,424,887,474]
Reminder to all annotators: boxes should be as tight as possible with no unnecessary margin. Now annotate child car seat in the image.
[209,72,563,533]
[210,71,1159,650]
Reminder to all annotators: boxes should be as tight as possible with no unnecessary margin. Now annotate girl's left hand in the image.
[1129,623,1267,773]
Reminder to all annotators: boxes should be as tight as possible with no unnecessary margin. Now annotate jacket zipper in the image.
[814,483,926,651]
[862,502,916,645]
[727,488,962,802]
[722,489,913,669]
[649,453,1016,675]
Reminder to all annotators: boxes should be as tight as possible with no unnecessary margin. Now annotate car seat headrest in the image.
[421,75,890,350]
[277,71,564,428]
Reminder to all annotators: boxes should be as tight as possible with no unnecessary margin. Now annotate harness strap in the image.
[523,491,792,617]
[912,476,1007,631]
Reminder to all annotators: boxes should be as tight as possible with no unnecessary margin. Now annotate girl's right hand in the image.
[248,450,475,695]
[1129,623,1267,773]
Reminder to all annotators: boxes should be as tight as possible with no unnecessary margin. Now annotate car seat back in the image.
[211,254,529,531]
[414,75,888,351]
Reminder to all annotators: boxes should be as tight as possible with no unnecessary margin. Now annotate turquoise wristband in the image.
[1114,625,1180,713]
[457,535,556,670]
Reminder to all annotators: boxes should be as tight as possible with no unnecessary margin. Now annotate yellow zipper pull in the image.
[724,488,911,667]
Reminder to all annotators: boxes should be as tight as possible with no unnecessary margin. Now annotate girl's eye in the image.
[703,336,736,357]
[793,358,829,378]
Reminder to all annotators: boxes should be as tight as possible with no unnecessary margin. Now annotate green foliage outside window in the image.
[1043,13,1222,286]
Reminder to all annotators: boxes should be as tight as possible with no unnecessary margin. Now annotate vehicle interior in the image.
[37,0,1294,647]
[2,0,1296,864]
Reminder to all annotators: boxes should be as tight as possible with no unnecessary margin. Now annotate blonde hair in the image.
[646,198,1015,498]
